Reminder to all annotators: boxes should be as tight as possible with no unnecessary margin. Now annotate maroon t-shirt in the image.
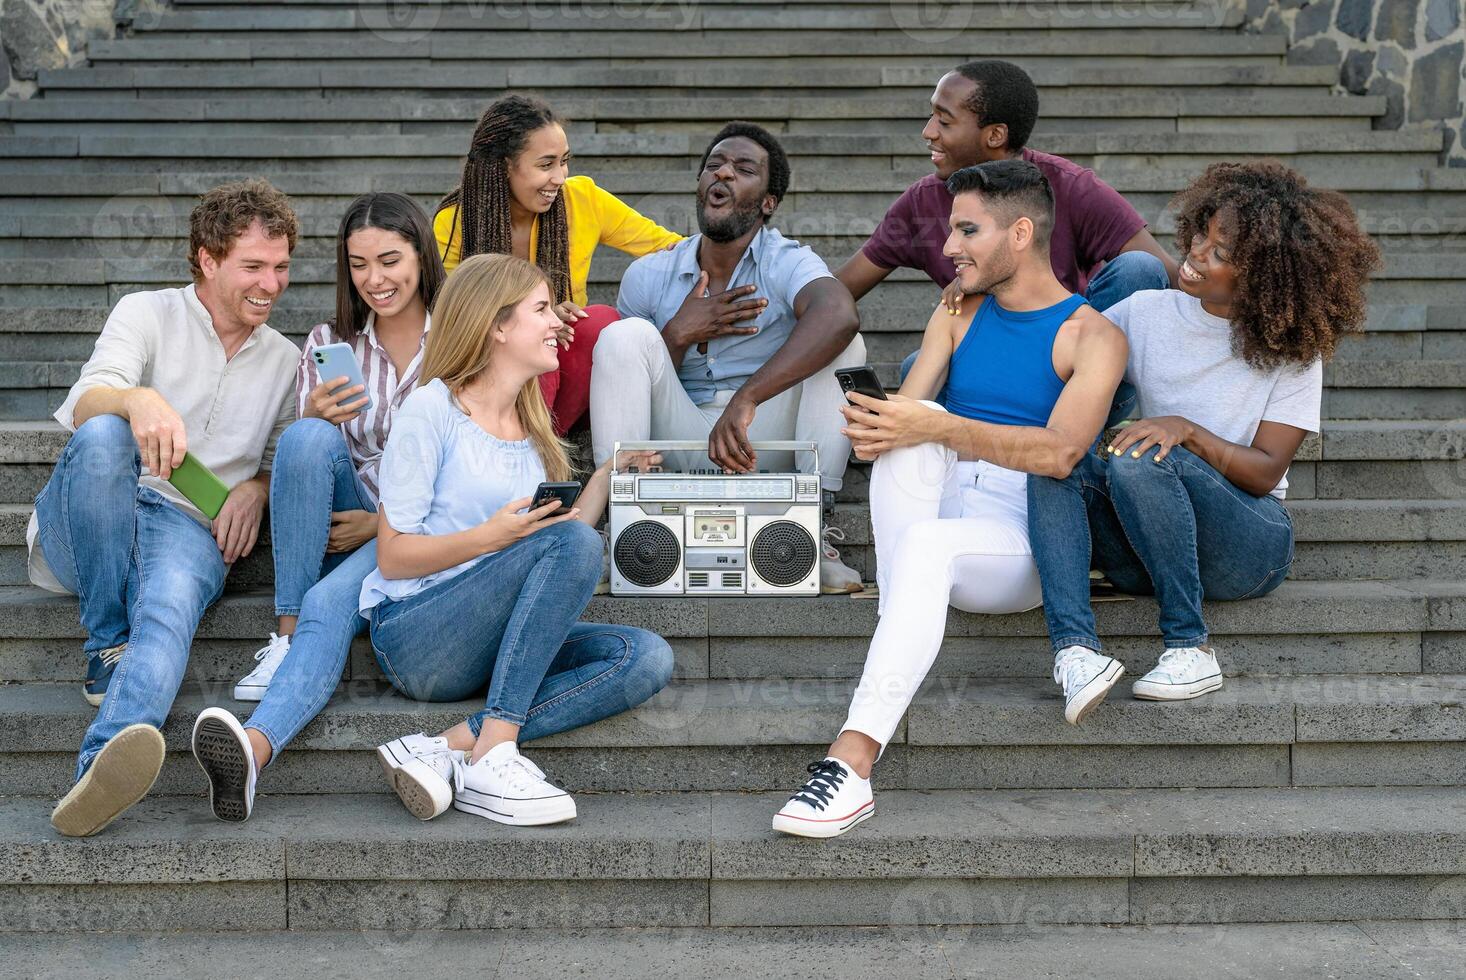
[860,148,1147,295]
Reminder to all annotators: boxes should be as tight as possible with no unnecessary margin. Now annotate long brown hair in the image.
[439,95,573,304]
[420,253,571,481]
[332,192,445,344]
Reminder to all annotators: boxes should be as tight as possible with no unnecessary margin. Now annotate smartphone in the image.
[835,365,888,402]
[311,342,373,413]
[531,481,584,516]
[167,453,230,520]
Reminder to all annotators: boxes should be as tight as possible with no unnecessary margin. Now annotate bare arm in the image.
[843,309,1127,479]
[1110,418,1307,498]
[896,295,966,402]
[74,386,189,480]
[1117,227,1180,289]
[708,277,861,473]
[375,499,573,581]
[834,251,894,303]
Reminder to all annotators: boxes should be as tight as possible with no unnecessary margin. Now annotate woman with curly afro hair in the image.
[1026,159,1380,712]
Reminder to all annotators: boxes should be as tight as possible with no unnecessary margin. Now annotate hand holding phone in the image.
[835,366,888,404]
[531,481,584,516]
[307,342,372,423]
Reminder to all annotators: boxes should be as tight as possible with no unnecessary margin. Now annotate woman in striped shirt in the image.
[189,193,446,821]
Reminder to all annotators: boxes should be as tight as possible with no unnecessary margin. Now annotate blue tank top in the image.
[943,293,1085,428]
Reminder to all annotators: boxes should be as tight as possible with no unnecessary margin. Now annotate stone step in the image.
[0,131,1440,163]
[119,5,1248,34]
[2,93,1381,124]
[3,420,1466,502]
[4,922,1465,977]
[5,672,1466,797]
[2,577,1463,674]
[3,786,1465,930]
[5,165,1462,198]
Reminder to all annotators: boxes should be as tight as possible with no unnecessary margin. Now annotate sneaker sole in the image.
[232,684,266,702]
[1065,658,1125,725]
[50,724,164,837]
[386,758,453,821]
[1133,673,1224,701]
[453,790,577,826]
[820,582,864,595]
[82,684,106,708]
[192,715,253,823]
[772,799,875,839]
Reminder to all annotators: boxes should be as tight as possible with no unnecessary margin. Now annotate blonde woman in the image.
[368,252,676,826]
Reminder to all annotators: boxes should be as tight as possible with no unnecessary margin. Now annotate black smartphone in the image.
[531,481,583,515]
[835,365,888,402]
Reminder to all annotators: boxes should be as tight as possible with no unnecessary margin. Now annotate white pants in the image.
[589,316,865,492]
[842,409,1044,747]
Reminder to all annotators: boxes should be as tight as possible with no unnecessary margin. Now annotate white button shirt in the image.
[27,284,299,592]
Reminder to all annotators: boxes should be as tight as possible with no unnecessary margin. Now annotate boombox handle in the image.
[611,440,819,477]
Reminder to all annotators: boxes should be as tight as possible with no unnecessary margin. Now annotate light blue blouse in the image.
[359,378,547,613]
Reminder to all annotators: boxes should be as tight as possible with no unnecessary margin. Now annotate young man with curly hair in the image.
[1026,160,1380,709]
[31,179,302,837]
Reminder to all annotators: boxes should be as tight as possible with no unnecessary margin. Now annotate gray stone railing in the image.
[1240,0,1465,165]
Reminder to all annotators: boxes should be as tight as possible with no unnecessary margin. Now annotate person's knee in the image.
[1105,448,1181,495]
[1104,251,1169,293]
[626,631,675,701]
[544,519,603,570]
[276,417,343,467]
[833,331,867,368]
[70,414,136,464]
[591,316,659,369]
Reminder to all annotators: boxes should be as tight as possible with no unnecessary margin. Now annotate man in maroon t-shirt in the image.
[837,60,1176,323]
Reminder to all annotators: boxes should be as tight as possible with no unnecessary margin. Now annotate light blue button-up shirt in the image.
[615,225,834,405]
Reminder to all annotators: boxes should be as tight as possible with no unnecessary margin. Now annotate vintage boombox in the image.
[609,441,822,596]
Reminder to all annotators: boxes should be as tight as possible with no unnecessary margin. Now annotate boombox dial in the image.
[614,521,680,587]
[750,520,817,587]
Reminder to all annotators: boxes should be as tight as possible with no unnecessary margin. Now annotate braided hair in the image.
[440,95,573,304]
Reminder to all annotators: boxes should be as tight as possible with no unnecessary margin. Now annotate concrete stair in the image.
[1,0,1464,948]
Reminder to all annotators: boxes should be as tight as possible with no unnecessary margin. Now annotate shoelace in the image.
[454,749,547,796]
[1053,651,1095,694]
[95,643,126,668]
[1153,647,1209,680]
[821,525,846,560]
[252,633,289,665]
[788,759,847,812]
[417,747,458,782]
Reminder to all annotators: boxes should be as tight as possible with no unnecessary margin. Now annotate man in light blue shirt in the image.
[589,122,867,591]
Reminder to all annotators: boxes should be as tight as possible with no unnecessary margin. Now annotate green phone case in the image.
[166,453,230,520]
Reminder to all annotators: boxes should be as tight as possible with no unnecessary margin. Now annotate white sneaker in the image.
[1132,646,1224,701]
[377,732,459,820]
[772,757,874,839]
[234,633,291,702]
[452,741,576,826]
[819,526,864,594]
[1053,645,1124,725]
[192,706,257,823]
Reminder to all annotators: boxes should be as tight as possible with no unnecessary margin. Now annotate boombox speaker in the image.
[608,440,822,596]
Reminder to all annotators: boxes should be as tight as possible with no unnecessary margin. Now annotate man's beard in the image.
[697,197,765,243]
[962,240,1017,296]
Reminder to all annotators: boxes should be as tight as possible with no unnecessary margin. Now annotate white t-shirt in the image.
[358,379,547,613]
[27,285,298,592]
[1102,289,1322,499]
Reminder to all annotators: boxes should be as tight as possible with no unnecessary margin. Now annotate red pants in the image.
[537,303,618,436]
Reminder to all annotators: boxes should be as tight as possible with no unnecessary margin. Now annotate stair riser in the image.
[12,741,1466,796]
[3,874,1462,932]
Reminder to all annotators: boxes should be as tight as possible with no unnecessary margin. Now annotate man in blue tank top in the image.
[774,160,1130,839]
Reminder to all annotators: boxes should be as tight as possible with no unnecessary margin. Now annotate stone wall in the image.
[1241,0,1466,165]
[1,0,164,98]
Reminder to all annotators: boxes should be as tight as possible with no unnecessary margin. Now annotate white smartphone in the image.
[310,341,372,413]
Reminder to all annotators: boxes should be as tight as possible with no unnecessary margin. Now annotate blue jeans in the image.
[1027,444,1295,653]
[369,520,674,740]
[271,418,375,618]
[246,418,378,758]
[897,251,1167,423]
[32,415,227,780]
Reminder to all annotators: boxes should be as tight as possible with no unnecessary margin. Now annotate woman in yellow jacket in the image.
[436,94,681,434]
